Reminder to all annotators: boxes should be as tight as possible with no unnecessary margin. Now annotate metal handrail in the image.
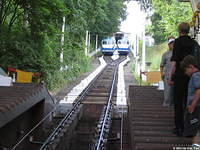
[10,83,57,150]
[10,107,57,150]
[120,106,124,150]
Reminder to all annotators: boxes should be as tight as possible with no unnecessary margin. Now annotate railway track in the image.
[7,55,194,150]
[10,56,129,150]
[40,56,126,150]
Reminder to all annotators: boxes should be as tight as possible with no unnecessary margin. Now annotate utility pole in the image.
[142,31,146,72]
[95,34,98,52]
[85,30,89,56]
[136,34,140,75]
[60,16,66,71]
[134,34,137,57]
[88,32,91,53]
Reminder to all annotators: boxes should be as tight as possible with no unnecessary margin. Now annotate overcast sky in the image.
[120,1,147,37]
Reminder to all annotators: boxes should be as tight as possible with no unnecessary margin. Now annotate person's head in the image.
[168,37,175,50]
[178,22,190,35]
[181,55,199,76]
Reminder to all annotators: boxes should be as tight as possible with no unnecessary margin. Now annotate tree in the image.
[147,0,192,44]
[0,0,127,89]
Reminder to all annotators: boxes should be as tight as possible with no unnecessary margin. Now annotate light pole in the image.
[60,16,66,71]
[142,31,146,72]
[95,34,98,52]
[85,30,89,56]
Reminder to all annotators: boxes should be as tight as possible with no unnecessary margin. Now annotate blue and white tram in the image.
[100,38,116,55]
[116,38,131,55]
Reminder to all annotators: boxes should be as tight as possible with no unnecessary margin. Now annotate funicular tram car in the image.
[114,32,131,55]
[100,32,131,55]
[116,38,131,55]
[100,37,116,55]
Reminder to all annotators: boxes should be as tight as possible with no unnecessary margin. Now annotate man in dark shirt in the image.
[169,22,195,136]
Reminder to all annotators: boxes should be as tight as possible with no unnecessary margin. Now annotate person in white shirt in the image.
[160,37,175,107]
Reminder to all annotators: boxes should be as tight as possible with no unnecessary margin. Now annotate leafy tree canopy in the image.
[0,0,126,89]
[146,0,192,44]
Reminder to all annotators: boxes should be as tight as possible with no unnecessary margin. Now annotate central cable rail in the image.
[39,65,107,150]
[10,61,107,150]
[10,56,126,150]
[93,64,118,150]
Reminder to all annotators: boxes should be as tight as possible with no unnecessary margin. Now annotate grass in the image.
[131,42,168,85]
[49,57,91,92]
[146,42,168,71]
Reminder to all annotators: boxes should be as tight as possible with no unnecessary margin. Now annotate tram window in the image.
[127,41,129,44]
[118,41,121,44]
[102,41,107,45]
[107,40,114,44]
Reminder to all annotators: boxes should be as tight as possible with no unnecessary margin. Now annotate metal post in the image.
[142,31,146,72]
[88,32,91,53]
[137,35,139,56]
[96,34,98,52]
[134,35,137,57]
[135,35,140,75]
[60,16,66,71]
[85,30,89,56]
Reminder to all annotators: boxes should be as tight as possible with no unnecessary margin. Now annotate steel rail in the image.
[10,107,57,150]
[10,61,107,150]
[95,64,118,150]
[10,84,57,150]
[39,64,108,150]
[120,106,124,150]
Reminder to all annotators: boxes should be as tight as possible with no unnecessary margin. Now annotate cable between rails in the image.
[40,62,108,150]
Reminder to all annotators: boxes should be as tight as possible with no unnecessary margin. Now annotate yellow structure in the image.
[146,71,161,84]
[16,69,33,83]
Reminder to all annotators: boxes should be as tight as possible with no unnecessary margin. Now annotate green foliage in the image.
[147,0,192,44]
[0,0,126,90]
[146,42,168,70]
[0,32,41,71]
[92,0,126,34]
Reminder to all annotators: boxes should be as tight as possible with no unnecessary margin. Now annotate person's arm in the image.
[168,39,179,84]
[160,66,164,76]
[160,53,166,80]
[168,61,176,82]
[188,89,200,113]
[160,66,164,80]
